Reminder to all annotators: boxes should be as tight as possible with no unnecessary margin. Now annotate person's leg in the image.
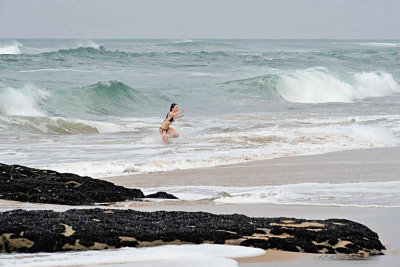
[167,127,179,138]
[159,129,169,144]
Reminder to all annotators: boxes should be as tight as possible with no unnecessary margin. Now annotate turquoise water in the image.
[1,39,400,177]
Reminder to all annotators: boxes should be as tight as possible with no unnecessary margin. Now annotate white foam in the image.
[43,157,244,178]
[44,161,134,178]
[0,41,22,54]
[124,158,245,175]
[0,84,46,116]
[188,72,228,77]
[2,113,399,178]
[352,71,400,98]
[77,40,101,49]
[288,115,400,125]
[143,181,400,207]
[0,244,264,267]
[19,68,94,73]
[83,118,156,134]
[275,67,400,103]
[356,42,400,47]
[40,117,399,177]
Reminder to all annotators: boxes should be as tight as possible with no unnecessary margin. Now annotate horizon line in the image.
[1,37,400,40]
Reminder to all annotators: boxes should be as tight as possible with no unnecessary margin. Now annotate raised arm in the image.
[170,110,184,116]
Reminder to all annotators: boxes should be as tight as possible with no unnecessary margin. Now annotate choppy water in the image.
[1,39,400,177]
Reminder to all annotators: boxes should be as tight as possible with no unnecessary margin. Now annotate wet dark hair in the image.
[170,103,177,111]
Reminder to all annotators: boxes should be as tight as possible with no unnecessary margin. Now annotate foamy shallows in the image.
[1,113,400,178]
[0,244,264,267]
[142,181,400,208]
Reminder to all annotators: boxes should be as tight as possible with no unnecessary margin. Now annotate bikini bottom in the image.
[159,127,169,133]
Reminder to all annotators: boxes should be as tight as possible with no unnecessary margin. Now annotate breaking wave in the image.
[0,84,47,116]
[0,41,23,55]
[69,81,146,116]
[40,46,128,58]
[0,81,147,118]
[224,67,400,103]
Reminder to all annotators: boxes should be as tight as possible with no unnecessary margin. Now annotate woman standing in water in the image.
[159,103,184,144]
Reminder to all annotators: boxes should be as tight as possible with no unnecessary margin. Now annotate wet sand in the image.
[103,146,400,188]
[101,147,400,266]
[235,249,310,263]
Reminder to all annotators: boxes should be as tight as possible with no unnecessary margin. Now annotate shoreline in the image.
[102,146,400,188]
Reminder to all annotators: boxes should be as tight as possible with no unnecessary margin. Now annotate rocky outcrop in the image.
[0,209,385,255]
[144,191,177,199]
[0,163,177,205]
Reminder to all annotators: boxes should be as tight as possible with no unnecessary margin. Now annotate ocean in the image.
[1,38,400,265]
[1,39,399,177]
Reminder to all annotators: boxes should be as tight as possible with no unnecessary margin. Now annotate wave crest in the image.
[0,85,46,116]
[55,46,107,55]
[79,81,145,115]
[41,46,127,57]
[224,67,400,103]
[275,67,400,103]
[0,81,146,119]
[0,41,23,55]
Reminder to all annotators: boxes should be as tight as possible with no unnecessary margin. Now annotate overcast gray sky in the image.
[0,0,399,39]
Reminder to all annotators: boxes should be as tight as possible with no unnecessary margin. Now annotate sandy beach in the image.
[101,146,400,266]
[1,147,399,266]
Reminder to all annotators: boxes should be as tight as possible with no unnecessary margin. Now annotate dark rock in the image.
[328,238,338,246]
[0,163,177,205]
[145,192,178,199]
[0,209,385,255]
